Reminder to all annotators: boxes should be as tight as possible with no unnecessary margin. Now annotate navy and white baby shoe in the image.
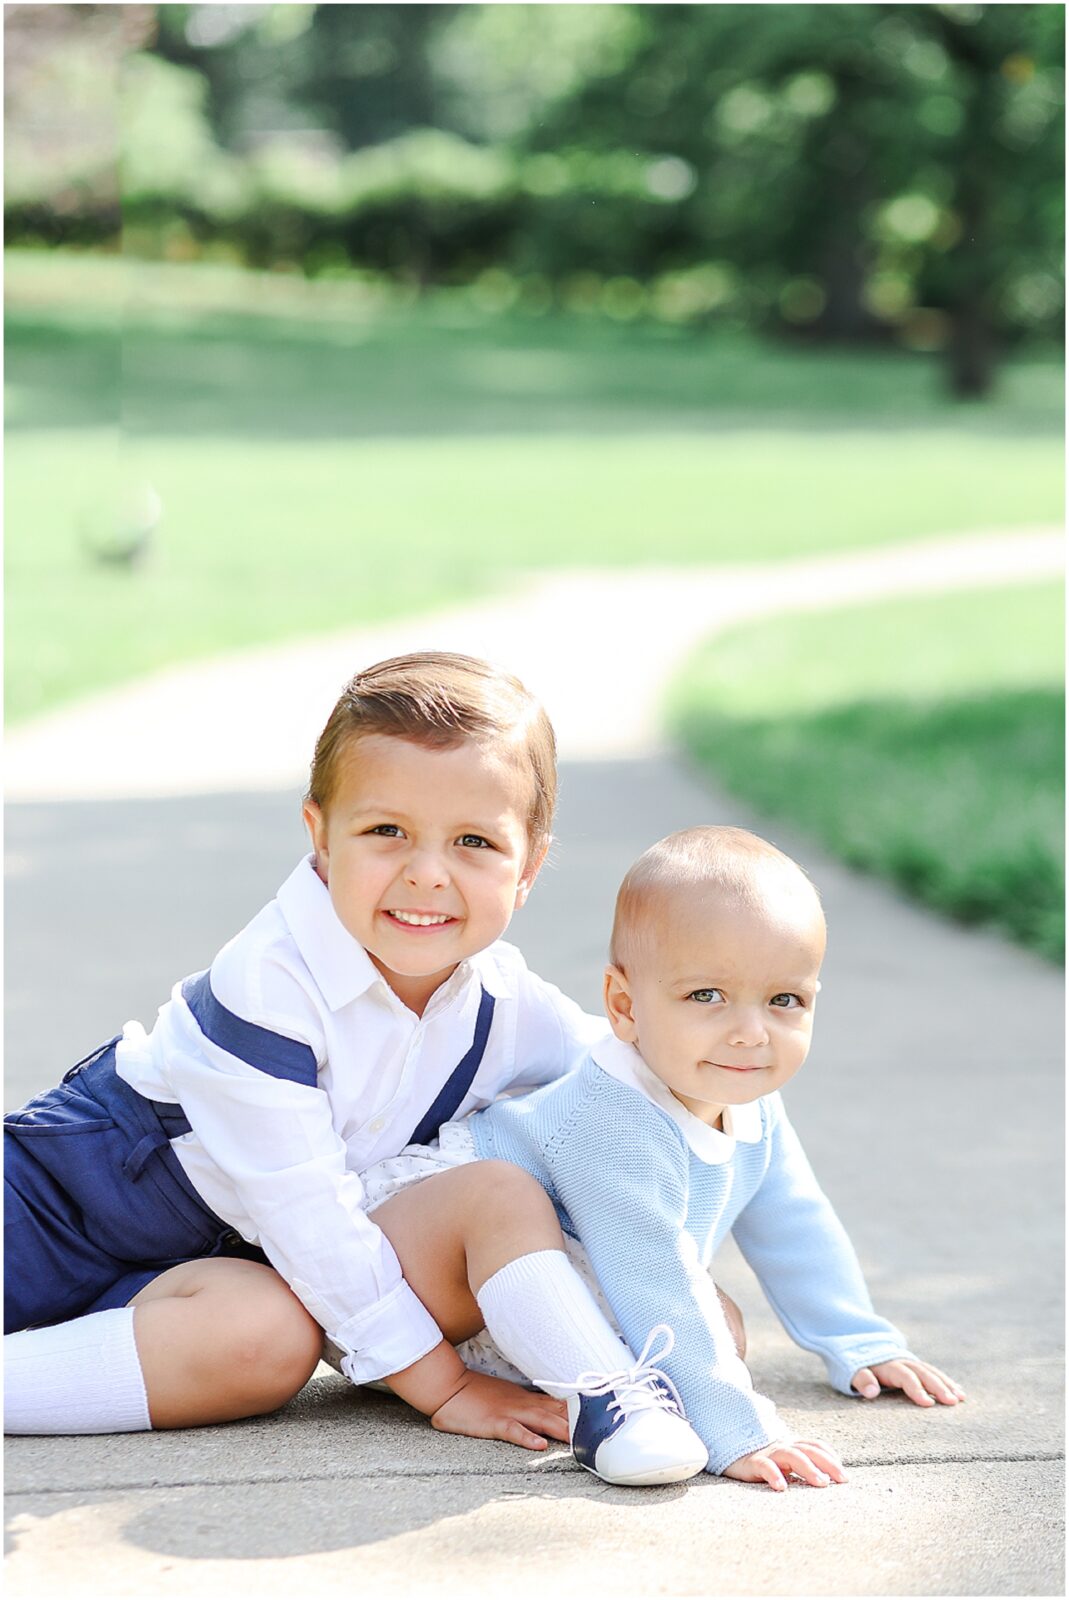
[555,1325,708,1486]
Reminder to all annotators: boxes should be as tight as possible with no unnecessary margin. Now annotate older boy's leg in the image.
[3,1258,319,1436]
[374,1161,709,1485]
[5,1308,151,1435]
[129,1258,322,1427]
[373,1160,635,1377]
[368,1158,570,1342]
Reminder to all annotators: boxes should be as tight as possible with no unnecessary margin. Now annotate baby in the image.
[370,824,964,1487]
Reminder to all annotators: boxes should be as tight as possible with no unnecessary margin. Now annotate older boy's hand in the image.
[722,1438,846,1492]
[851,1358,966,1406]
[431,1370,570,1452]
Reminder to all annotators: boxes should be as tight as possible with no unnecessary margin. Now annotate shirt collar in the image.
[275,856,515,1014]
[590,1034,764,1164]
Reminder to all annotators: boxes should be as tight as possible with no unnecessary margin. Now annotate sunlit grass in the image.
[668,585,1064,958]
[6,252,1063,721]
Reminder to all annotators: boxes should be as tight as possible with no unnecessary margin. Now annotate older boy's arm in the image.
[385,1342,569,1450]
[731,1095,963,1403]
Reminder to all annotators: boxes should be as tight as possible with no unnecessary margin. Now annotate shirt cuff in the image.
[316,1279,445,1387]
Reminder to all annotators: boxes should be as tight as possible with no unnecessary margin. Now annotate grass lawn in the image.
[668,584,1064,959]
[6,251,1064,722]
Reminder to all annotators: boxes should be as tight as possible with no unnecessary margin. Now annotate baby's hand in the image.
[431,1370,570,1452]
[721,1437,847,1492]
[851,1358,966,1407]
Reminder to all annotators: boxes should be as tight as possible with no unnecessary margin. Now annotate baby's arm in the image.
[544,1080,791,1475]
[731,1094,963,1405]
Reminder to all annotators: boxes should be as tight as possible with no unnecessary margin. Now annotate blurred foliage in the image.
[669,584,1065,959]
[4,3,1063,392]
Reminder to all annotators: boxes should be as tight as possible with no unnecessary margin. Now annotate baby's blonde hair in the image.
[610,825,823,972]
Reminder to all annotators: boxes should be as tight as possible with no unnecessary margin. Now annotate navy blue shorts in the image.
[4,1038,267,1333]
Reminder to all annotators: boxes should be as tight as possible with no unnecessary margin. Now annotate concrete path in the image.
[5,532,1064,1597]
[6,526,1062,800]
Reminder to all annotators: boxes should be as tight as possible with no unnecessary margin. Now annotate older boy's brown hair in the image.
[307,652,557,851]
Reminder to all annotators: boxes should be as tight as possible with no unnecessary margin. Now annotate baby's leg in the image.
[129,1258,322,1426]
[716,1287,747,1360]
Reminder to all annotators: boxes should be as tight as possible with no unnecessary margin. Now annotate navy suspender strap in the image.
[409,987,496,1147]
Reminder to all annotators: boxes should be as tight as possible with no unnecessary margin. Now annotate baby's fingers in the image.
[852,1366,881,1400]
[792,1438,848,1484]
[881,1362,937,1406]
[773,1446,833,1488]
[910,1362,967,1405]
[752,1454,790,1492]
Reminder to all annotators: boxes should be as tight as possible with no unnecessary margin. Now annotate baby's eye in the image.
[687,988,725,1004]
[458,834,493,849]
[366,824,404,838]
[770,993,803,1009]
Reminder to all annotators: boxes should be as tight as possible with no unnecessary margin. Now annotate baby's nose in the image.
[727,1008,770,1048]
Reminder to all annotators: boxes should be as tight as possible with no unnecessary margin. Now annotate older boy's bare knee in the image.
[467,1159,557,1219]
[406,1159,563,1290]
[207,1267,322,1410]
[717,1286,747,1360]
[460,1160,562,1262]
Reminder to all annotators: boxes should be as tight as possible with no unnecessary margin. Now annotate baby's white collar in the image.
[590,1034,764,1163]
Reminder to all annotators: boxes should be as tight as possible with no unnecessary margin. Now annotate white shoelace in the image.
[537,1323,685,1419]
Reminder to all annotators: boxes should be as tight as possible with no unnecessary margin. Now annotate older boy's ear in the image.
[603,964,638,1043]
[515,836,550,908]
[302,801,329,878]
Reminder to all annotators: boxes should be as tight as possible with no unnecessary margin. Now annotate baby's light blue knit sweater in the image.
[469,1039,911,1474]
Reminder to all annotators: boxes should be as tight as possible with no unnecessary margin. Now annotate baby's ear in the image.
[603,964,638,1042]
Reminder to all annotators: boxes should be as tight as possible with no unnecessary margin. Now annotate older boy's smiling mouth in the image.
[384,910,457,928]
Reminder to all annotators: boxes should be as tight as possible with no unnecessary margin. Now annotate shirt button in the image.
[369,1118,385,1133]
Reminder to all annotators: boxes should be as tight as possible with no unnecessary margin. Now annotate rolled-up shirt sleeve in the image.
[160,976,443,1386]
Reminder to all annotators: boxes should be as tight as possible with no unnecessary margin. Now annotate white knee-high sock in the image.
[4,1308,151,1435]
[475,1249,635,1398]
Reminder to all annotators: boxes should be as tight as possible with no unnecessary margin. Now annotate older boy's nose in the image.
[404,848,450,890]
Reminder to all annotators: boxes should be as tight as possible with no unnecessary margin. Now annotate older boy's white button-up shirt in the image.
[115,855,608,1384]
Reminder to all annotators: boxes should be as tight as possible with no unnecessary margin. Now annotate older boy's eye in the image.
[367,824,403,838]
[770,993,803,1009]
[458,834,492,849]
[688,988,725,1004]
